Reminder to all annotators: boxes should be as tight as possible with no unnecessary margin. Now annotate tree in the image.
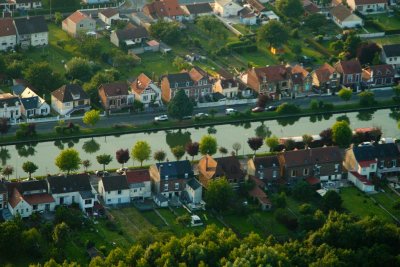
[54,12,63,25]
[52,222,69,247]
[336,115,350,124]
[176,214,191,226]
[344,32,362,58]
[153,150,166,163]
[247,137,263,155]
[232,142,241,156]
[205,177,234,212]
[257,94,269,108]
[199,135,217,155]
[196,15,228,40]
[172,56,191,70]
[96,154,113,171]
[219,147,228,157]
[285,139,296,151]
[265,136,279,152]
[83,110,100,127]
[131,141,151,166]
[116,149,130,168]
[171,145,185,161]
[65,57,92,82]
[257,20,289,48]
[332,121,352,148]
[82,159,91,172]
[393,85,400,103]
[276,0,304,18]
[359,91,376,107]
[22,161,38,179]
[186,142,199,161]
[302,134,313,148]
[24,62,64,94]
[55,148,81,174]
[322,190,342,213]
[356,42,381,65]
[149,19,181,44]
[167,89,193,120]
[0,118,10,136]
[78,35,102,59]
[304,13,327,33]
[2,165,14,180]
[274,192,287,208]
[82,139,100,154]
[276,103,301,114]
[338,87,352,102]
[292,181,315,201]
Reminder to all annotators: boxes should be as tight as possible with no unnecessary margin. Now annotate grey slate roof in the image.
[187,178,201,190]
[115,26,148,41]
[155,160,194,180]
[80,190,95,199]
[154,193,168,202]
[17,179,47,194]
[12,85,25,96]
[382,44,400,58]
[51,84,89,103]
[353,143,400,162]
[185,3,213,14]
[101,175,129,191]
[47,174,92,194]
[21,96,38,110]
[14,16,48,35]
[0,94,20,107]
[165,73,193,87]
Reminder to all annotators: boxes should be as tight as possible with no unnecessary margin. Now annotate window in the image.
[85,199,92,205]
[33,205,38,210]
[165,175,169,180]
[392,159,397,168]
[282,82,287,87]
[186,82,189,86]
[335,164,339,172]
[164,183,169,191]
[184,173,188,178]
[291,170,297,177]
[118,190,122,195]
[175,182,179,190]
[204,80,207,85]
[199,80,202,85]
[347,75,353,83]
[185,90,189,95]
[303,168,309,176]
[143,95,148,101]
[272,170,277,178]
[380,160,384,168]
[80,24,83,28]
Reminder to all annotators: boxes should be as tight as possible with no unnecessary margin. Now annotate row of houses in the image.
[0,16,48,51]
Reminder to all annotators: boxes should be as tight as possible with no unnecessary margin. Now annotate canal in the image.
[1,108,399,177]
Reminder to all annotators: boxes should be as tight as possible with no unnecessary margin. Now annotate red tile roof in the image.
[0,18,16,37]
[306,177,321,185]
[354,0,386,4]
[9,188,23,208]
[335,59,362,75]
[252,65,289,83]
[126,169,151,184]
[359,159,377,168]
[131,73,152,95]
[314,63,336,83]
[65,11,90,24]
[281,147,343,167]
[249,186,271,205]
[99,8,119,18]
[24,193,55,205]
[144,0,185,18]
[350,171,373,185]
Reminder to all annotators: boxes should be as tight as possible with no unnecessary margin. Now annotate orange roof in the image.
[249,186,271,205]
[9,188,23,208]
[314,63,336,83]
[24,193,55,205]
[144,0,185,18]
[188,68,204,82]
[131,73,152,95]
[66,11,89,24]
[198,155,217,180]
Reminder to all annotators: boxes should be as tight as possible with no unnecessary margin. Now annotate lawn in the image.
[133,52,179,78]
[370,187,400,221]
[373,35,400,45]
[232,24,254,35]
[340,187,393,222]
[368,14,400,31]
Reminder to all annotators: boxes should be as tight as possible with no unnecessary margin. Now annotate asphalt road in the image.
[6,88,394,135]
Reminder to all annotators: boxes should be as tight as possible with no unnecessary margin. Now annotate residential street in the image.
[6,88,394,135]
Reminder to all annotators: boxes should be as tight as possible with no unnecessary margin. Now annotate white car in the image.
[225,108,237,115]
[191,215,203,227]
[154,115,168,121]
[194,112,209,118]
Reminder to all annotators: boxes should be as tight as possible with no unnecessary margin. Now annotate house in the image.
[51,84,91,116]
[289,64,313,97]
[83,0,110,4]
[11,0,42,10]
[0,18,16,51]
[197,155,245,189]
[62,11,96,37]
[160,66,212,102]
[149,160,194,199]
[181,3,213,20]
[278,146,344,183]
[183,178,202,204]
[98,82,133,111]
[213,69,239,98]
[263,11,280,22]
[0,93,21,120]
[248,176,272,210]
[110,26,149,49]
[0,182,7,212]
[344,143,400,181]
[362,64,395,87]
[98,8,120,25]
[381,44,400,70]
[246,0,266,15]
[247,155,281,182]
[347,0,387,14]
[312,63,340,93]
[214,0,243,17]
[7,180,55,218]
[47,173,97,213]
[126,169,152,200]
[239,7,257,25]
[130,73,162,107]
[98,175,130,205]
[243,65,291,99]
[334,59,363,90]
[330,5,363,28]
[18,87,50,117]
[303,0,319,14]
[14,16,48,48]
[143,0,186,21]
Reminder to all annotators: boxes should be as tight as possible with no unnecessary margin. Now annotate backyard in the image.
[368,13,400,31]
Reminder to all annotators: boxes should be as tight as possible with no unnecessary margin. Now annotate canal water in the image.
[1,108,398,177]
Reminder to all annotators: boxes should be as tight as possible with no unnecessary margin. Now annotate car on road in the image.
[95,170,109,177]
[266,105,277,111]
[154,115,168,121]
[194,112,209,118]
[252,106,265,113]
[182,115,192,120]
[117,167,128,174]
[225,108,237,115]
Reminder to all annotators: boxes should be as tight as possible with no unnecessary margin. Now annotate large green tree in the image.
[321,190,343,213]
[199,135,217,155]
[205,177,234,212]
[83,110,100,127]
[22,161,38,179]
[276,0,304,18]
[257,20,289,48]
[149,19,181,45]
[265,136,280,152]
[23,62,64,94]
[55,148,81,174]
[167,89,194,120]
[131,141,151,166]
[304,13,327,33]
[65,57,92,82]
[332,121,352,148]
[171,145,185,161]
[96,154,113,171]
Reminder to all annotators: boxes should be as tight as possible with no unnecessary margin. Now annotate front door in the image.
[59,197,64,205]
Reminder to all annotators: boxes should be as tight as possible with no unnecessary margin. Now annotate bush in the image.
[275,208,298,230]
[276,103,301,114]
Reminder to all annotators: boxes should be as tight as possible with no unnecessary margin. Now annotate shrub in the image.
[276,103,301,114]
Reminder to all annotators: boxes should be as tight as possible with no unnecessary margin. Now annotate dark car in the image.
[266,105,277,111]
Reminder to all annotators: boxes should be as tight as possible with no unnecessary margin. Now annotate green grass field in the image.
[368,14,400,31]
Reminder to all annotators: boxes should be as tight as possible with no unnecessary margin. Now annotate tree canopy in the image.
[55,148,81,174]
[257,20,289,48]
[276,0,304,18]
[332,121,352,148]
[82,110,100,127]
[116,149,130,167]
[149,19,182,45]
[131,141,151,166]
[96,154,113,171]
[22,161,38,179]
[338,87,353,102]
[199,135,218,155]
[167,89,194,120]
[205,177,234,212]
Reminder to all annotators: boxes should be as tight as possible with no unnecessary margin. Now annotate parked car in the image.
[194,113,209,118]
[154,115,168,121]
[252,106,265,113]
[182,115,192,120]
[117,167,128,174]
[191,215,203,227]
[225,108,237,115]
[95,170,109,177]
[266,105,277,111]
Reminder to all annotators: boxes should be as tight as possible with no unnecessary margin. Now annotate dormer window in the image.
[165,175,169,180]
